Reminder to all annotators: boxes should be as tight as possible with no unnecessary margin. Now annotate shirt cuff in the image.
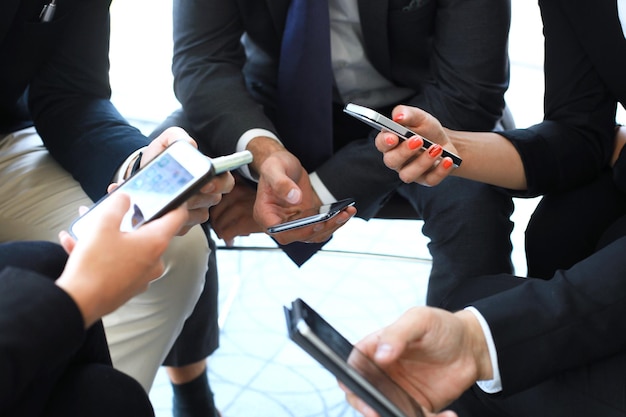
[309,172,337,205]
[464,306,503,394]
[236,128,281,181]
[113,147,146,183]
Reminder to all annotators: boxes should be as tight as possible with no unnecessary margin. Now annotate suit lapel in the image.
[358,0,391,77]
[0,0,21,44]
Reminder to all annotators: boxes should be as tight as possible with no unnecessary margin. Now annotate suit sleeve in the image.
[172,0,276,159]
[497,0,618,197]
[27,0,149,201]
[315,0,511,215]
[472,236,626,395]
[0,268,86,413]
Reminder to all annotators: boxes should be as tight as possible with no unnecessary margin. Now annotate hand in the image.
[253,150,356,244]
[374,106,458,187]
[341,307,492,416]
[130,126,235,235]
[55,192,188,328]
[209,175,264,245]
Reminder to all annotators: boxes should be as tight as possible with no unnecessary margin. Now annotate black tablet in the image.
[284,298,424,417]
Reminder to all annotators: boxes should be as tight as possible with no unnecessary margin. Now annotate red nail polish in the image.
[408,136,423,150]
[442,158,453,169]
[428,144,443,157]
[395,113,405,121]
[385,136,396,146]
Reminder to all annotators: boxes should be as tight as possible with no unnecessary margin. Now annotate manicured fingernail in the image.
[429,144,443,158]
[375,344,393,360]
[286,188,300,204]
[442,158,453,169]
[385,136,396,146]
[408,136,423,150]
[395,113,405,121]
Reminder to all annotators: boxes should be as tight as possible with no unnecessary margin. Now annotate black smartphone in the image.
[69,142,252,240]
[266,198,355,234]
[284,298,425,417]
[343,103,462,167]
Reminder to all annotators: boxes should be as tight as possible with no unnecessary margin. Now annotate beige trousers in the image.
[0,128,209,391]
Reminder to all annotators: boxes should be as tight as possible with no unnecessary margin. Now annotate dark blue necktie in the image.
[275,0,334,266]
[276,0,333,172]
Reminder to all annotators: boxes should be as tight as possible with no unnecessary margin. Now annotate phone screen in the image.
[69,141,213,239]
[285,299,424,417]
[118,153,194,230]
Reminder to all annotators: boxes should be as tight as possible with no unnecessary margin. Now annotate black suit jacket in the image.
[463,0,626,395]
[0,0,149,201]
[499,0,625,197]
[0,267,106,416]
[172,0,511,217]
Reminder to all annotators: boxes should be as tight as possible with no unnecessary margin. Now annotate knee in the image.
[156,225,211,312]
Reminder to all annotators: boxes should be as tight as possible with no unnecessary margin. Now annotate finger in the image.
[107,182,120,193]
[57,230,76,254]
[375,131,402,153]
[141,203,189,239]
[373,307,434,364]
[397,149,454,185]
[158,126,195,147]
[185,207,211,226]
[345,393,380,417]
[261,162,303,205]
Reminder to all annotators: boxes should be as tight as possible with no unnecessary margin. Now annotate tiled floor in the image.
[108,1,545,416]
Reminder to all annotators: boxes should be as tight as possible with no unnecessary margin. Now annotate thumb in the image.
[140,204,189,239]
[262,162,303,205]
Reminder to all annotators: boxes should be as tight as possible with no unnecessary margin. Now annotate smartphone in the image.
[284,298,425,417]
[266,198,355,234]
[69,142,253,240]
[343,103,462,167]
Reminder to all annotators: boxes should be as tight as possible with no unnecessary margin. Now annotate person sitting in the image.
[340,0,626,415]
[0,0,234,401]
[1,191,188,417]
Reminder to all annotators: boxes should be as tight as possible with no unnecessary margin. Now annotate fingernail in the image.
[395,113,405,121]
[385,136,396,146]
[408,136,423,150]
[442,158,453,169]
[429,144,443,158]
[313,224,324,232]
[375,344,393,360]
[286,188,300,204]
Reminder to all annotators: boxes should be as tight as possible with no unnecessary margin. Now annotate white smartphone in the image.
[343,103,462,167]
[266,198,355,234]
[284,298,425,417]
[69,142,253,240]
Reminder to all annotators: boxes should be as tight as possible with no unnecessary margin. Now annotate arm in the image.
[0,269,86,413]
[400,0,510,131]
[374,0,617,195]
[172,0,277,163]
[315,0,511,212]
[28,0,148,200]
[0,191,188,413]
[473,236,626,394]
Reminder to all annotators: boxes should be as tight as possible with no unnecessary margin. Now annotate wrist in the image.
[455,309,493,381]
[247,136,285,176]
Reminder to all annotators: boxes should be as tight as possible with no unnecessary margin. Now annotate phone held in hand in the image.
[69,142,253,240]
[266,198,356,234]
[343,103,462,167]
[284,298,425,417]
